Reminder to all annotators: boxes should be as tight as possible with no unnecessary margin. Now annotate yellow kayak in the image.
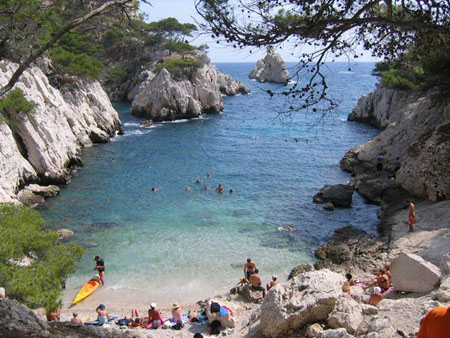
[71,277,100,306]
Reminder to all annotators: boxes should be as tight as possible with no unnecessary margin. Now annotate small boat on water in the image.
[71,275,101,306]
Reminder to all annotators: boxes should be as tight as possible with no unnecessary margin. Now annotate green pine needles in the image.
[0,203,83,311]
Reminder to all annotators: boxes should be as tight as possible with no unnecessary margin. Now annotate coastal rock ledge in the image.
[345,85,450,201]
[0,61,121,203]
[131,53,249,121]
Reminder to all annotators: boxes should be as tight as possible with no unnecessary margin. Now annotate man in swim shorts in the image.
[94,256,105,285]
[249,269,265,297]
[244,258,256,279]
[407,200,416,232]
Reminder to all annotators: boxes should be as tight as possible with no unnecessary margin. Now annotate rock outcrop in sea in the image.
[345,85,450,202]
[131,52,249,121]
[248,46,290,84]
[0,60,121,204]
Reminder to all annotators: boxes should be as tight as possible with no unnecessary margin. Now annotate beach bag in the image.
[174,319,183,330]
[210,320,221,335]
[151,319,161,329]
[117,318,129,326]
[210,302,220,313]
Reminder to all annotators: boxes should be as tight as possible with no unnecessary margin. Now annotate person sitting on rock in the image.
[363,286,383,306]
[249,269,266,297]
[266,275,279,291]
[71,312,83,324]
[345,273,355,286]
[244,258,256,279]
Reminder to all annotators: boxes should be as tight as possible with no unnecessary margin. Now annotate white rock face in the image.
[131,53,249,121]
[249,49,290,84]
[431,275,450,302]
[327,296,363,334]
[0,61,120,203]
[260,269,345,338]
[347,85,450,201]
[390,252,441,292]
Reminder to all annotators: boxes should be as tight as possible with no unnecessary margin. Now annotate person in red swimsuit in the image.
[407,200,416,232]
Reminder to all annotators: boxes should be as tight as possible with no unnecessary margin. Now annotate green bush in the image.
[0,88,35,116]
[381,69,419,90]
[0,203,83,311]
[105,65,129,87]
[154,58,202,75]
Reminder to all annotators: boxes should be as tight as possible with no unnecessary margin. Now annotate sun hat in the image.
[272,275,277,280]
[150,302,156,309]
[172,303,180,310]
[373,287,382,294]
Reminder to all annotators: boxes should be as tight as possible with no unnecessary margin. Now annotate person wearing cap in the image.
[171,303,183,322]
[148,303,163,329]
[266,275,279,291]
[96,304,110,325]
[71,312,83,324]
[94,256,105,285]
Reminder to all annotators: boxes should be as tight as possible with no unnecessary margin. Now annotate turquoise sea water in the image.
[40,62,380,308]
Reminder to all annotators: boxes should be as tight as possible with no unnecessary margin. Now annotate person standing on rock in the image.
[244,258,256,279]
[407,200,416,232]
[376,154,384,172]
[94,256,105,285]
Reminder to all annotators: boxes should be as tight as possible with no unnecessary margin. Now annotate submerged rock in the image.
[56,228,74,241]
[249,46,290,84]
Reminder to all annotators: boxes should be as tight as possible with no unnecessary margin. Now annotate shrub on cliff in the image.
[0,88,35,124]
[154,58,203,77]
[0,203,83,311]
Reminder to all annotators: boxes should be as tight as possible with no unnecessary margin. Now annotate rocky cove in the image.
[0,57,449,337]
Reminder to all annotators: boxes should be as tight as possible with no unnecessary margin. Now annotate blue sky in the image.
[140,0,380,63]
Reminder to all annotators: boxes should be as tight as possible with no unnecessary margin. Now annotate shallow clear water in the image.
[39,62,380,308]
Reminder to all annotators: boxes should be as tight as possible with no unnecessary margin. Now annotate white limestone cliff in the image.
[248,47,290,84]
[0,61,121,203]
[346,85,450,201]
[131,52,249,121]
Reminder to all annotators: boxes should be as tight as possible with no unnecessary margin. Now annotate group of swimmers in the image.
[150,173,234,194]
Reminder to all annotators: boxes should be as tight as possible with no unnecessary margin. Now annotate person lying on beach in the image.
[71,312,83,324]
[249,269,266,297]
[96,304,110,326]
[266,275,279,291]
[365,269,391,292]
[148,303,163,329]
[128,309,143,328]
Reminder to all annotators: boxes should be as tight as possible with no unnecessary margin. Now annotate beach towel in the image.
[84,316,117,326]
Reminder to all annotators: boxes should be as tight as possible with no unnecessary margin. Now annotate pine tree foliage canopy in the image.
[0,203,83,311]
[195,0,450,113]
